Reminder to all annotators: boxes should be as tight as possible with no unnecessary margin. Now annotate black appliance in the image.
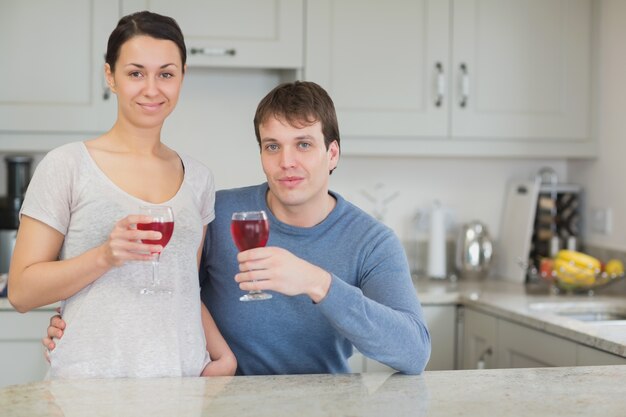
[0,155,33,279]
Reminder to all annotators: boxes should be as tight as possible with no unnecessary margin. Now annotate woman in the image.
[8,11,236,378]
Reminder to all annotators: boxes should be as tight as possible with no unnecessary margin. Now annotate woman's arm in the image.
[8,214,160,313]
[196,226,237,376]
[200,303,237,376]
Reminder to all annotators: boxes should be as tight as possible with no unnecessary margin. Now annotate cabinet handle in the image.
[459,63,469,108]
[435,62,445,107]
[476,346,492,369]
[190,47,236,56]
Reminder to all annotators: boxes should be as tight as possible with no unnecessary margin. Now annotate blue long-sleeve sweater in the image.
[200,183,431,375]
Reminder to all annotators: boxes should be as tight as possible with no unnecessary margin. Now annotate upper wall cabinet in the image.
[0,0,118,134]
[122,0,304,69]
[305,0,594,157]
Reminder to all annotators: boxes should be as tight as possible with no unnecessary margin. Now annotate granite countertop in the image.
[0,298,59,311]
[415,278,626,357]
[1,366,625,417]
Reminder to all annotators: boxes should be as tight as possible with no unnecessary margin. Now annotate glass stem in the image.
[250,281,261,295]
[151,252,161,287]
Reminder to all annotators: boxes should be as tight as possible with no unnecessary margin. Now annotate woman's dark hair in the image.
[254,81,340,152]
[105,11,186,73]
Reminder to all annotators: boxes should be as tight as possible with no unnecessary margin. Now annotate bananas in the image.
[553,258,596,286]
[556,250,601,270]
[553,250,600,287]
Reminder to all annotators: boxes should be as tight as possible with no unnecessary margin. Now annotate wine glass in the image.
[138,205,175,295]
[231,210,272,301]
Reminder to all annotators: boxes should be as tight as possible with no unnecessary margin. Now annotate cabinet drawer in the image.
[123,0,304,69]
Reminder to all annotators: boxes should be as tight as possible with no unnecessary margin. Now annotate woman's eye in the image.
[161,72,174,79]
[129,71,142,78]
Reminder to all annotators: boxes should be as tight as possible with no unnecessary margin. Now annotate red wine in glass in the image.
[138,221,174,249]
[231,210,272,301]
[138,205,174,295]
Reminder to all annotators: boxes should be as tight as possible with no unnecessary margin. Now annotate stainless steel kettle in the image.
[455,221,493,279]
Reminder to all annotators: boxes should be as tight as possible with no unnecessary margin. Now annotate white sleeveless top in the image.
[21,142,214,378]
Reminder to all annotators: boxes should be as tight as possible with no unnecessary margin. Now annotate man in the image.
[44,81,431,375]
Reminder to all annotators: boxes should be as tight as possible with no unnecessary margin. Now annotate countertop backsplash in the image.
[404,239,464,281]
[404,240,626,296]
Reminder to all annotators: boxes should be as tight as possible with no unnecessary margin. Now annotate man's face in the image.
[259,115,339,216]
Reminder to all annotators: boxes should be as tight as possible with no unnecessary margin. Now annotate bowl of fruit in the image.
[537,250,625,295]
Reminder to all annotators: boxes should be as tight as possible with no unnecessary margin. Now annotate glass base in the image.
[140,287,173,295]
[239,291,272,302]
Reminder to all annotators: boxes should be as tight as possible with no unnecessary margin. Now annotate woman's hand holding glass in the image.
[100,214,163,267]
[99,211,174,294]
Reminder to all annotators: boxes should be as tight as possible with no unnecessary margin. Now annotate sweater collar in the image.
[256,183,344,236]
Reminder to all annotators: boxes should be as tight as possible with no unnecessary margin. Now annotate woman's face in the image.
[105,35,185,130]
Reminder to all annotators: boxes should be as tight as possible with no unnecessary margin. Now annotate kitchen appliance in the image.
[496,170,583,284]
[455,221,493,279]
[496,179,540,283]
[0,155,33,276]
[528,169,582,281]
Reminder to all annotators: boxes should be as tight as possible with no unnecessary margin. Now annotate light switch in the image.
[591,208,612,235]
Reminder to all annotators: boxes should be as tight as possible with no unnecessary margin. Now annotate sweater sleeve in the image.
[315,230,431,374]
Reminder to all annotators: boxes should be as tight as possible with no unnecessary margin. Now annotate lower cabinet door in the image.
[497,319,577,368]
[461,308,497,370]
[576,345,626,366]
[0,310,53,388]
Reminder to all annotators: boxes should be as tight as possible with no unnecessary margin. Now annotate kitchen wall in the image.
[569,0,626,253]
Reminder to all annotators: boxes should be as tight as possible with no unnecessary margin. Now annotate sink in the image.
[528,301,626,323]
[553,311,626,322]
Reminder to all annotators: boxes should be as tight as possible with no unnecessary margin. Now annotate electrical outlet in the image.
[591,208,612,235]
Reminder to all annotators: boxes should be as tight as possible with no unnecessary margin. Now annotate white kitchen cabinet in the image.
[305,0,449,140]
[305,0,593,157]
[461,307,578,369]
[461,307,626,369]
[461,307,497,369]
[351,304,456,373]
[497,318,577,368]
[576,344,626,366]
[0,310,52,388]
[422,305,456,370]
[0,0,118,133]
[122,0,304,69]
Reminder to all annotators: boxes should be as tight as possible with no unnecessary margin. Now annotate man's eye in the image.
[298,142,311,149]
[265,144,279,152]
